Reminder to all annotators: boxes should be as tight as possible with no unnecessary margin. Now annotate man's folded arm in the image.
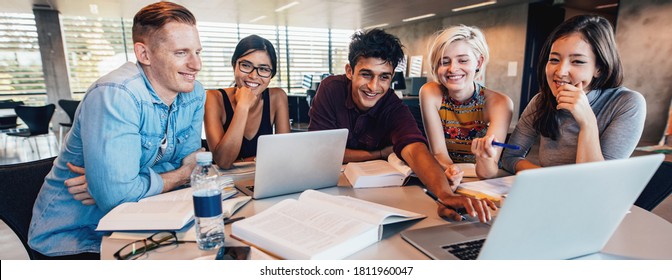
[80,87,163,213]
[170,92,205,169]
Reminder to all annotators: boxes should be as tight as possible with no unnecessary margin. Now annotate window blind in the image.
[5,13,353,98]
[0,13,45,100]
[62,16,133,98]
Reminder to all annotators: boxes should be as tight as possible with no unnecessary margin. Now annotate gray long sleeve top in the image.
[502,86,646,173]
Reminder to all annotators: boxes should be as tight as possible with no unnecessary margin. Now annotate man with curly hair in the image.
[309,29,495,223]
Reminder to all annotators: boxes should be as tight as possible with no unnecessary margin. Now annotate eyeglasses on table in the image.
[113,231,185,260]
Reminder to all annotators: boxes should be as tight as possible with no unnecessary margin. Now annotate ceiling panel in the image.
[1,0,617,29]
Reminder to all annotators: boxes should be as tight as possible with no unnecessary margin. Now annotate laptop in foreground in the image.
[402,154,664,260]
[236,128,348,199]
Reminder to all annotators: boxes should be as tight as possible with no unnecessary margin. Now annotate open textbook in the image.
[455,176,515,206]
[344,154,477,188]
[231,189,425,259]
[97,187,250,231]
[344,153,414,188]
[108,196,252,242]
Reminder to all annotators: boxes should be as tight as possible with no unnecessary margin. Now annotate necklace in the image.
[445,82,478,105]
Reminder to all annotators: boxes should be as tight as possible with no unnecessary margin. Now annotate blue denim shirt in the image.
[28,62,205,256]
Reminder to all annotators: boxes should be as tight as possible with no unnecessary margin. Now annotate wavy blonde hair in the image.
[427,25,489,82]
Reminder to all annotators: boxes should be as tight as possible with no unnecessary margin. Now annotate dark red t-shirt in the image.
[308,74,427,158]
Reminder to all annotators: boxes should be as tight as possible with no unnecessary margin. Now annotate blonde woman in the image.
[420,25,513,182]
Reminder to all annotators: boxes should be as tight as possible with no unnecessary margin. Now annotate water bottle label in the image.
[193,191,222,218]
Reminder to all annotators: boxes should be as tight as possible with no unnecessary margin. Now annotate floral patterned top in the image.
[439,83,488,163]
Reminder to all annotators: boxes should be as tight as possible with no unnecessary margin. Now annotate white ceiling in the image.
[1,0,619,30]
[0,0,532,30]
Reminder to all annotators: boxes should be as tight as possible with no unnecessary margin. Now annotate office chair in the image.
[635,161,672,211]
[0,100,23,133]
[0,99,24,109]
[401,97,425,137]
[57,99,80,149]
[0,156,55,260]
[0,115,18,130]
[306,89,317,107]
[392,71,406,91]
[6,104,56,158]
[0,100,24,145]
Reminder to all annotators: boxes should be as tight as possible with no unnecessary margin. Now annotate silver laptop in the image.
[401,154,664,260]
[236,129,348,199]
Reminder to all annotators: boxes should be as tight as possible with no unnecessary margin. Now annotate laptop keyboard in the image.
[442,239,485,260]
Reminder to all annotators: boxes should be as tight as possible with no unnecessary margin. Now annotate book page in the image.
[140,187,192,202]
[111,201,190,215]
[140,187,237,203]
[110,196,247,242]
[457,176,515,200]
[344,160,406,188]
[299,190,424,226]
[387,153,413,176]
[348,160,403,176]
[232,199,376,259]
[222,196,251,217]
[109,224,196,242]
[96,200,194,231]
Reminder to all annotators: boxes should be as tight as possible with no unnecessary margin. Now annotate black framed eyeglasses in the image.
[238,61,273,78]
[113,231,184,260]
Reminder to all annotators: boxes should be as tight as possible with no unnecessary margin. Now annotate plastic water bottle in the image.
[191,152,225,250]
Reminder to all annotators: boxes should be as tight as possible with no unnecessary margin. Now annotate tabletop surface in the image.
[101,171,672,260]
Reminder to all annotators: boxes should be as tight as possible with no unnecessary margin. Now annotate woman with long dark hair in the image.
[204,35,290,169]
[502,15,646,173]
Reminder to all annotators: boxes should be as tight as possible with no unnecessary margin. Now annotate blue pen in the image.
[492,141,521,150]
[423,188,466,221]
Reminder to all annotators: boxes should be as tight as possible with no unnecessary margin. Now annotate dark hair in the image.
[533,15,623,140]
[348,29,405,70]
[132,1,196,43]
[231,35,278,78]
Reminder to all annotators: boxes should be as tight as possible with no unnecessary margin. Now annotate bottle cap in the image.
[196,152,213,164]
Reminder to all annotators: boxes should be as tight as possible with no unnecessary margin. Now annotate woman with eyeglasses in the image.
[204,35,290,169]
